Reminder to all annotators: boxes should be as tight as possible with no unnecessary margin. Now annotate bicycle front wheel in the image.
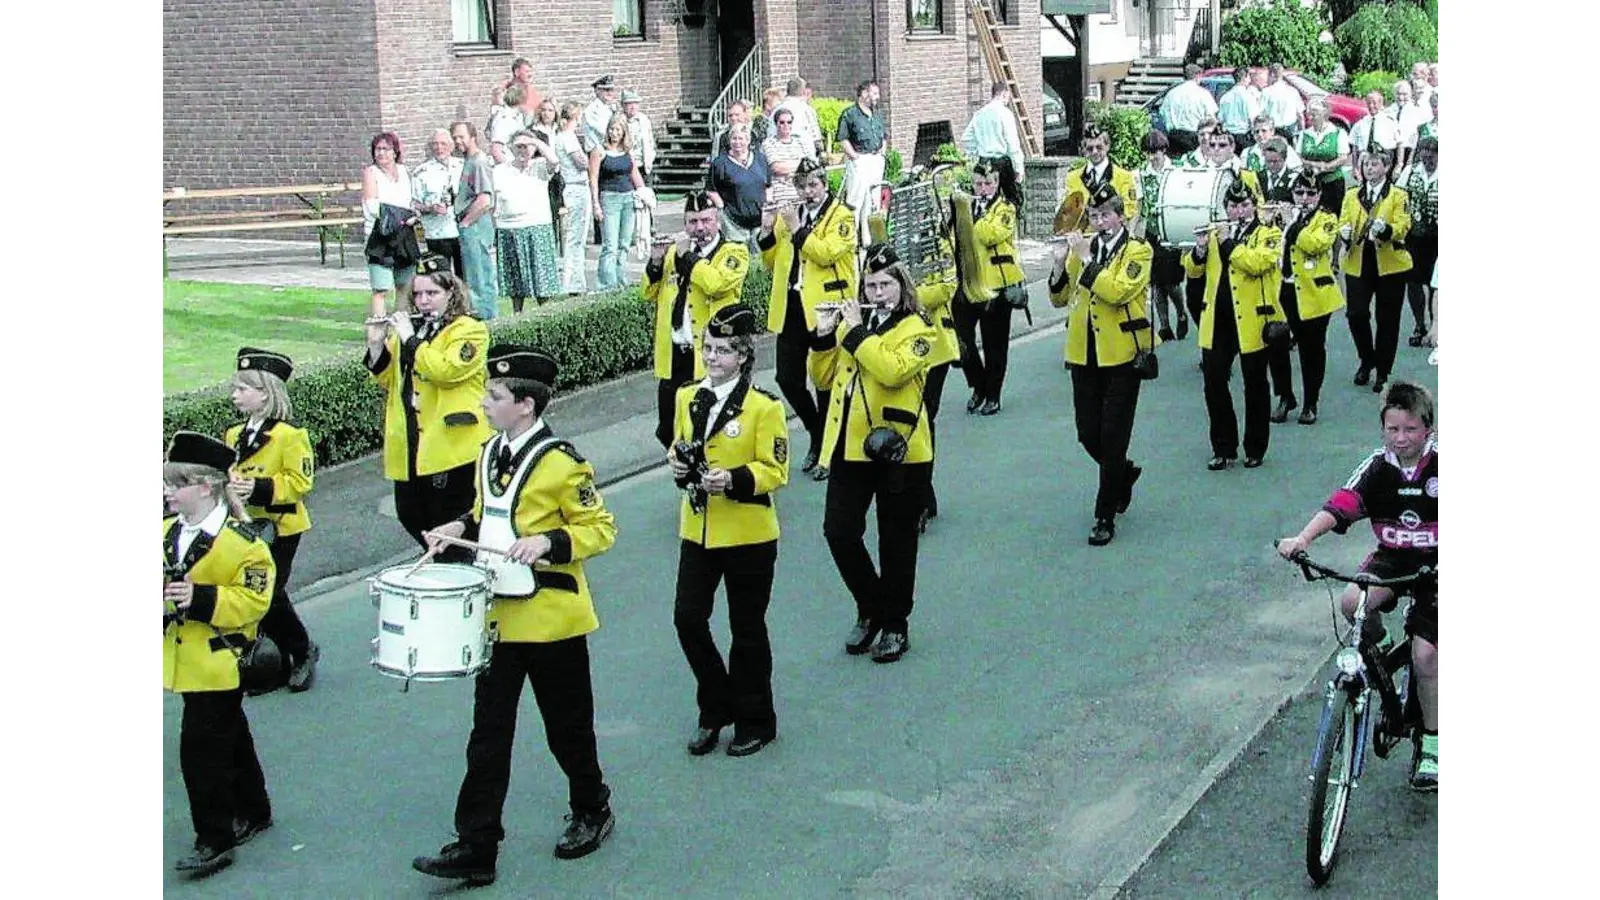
[1305,689,1361,885]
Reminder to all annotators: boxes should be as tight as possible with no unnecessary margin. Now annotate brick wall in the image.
[793,0,874,100]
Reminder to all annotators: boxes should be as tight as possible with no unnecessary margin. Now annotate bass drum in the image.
[1156,167,1236,248]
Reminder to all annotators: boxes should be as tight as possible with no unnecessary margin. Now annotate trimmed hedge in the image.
[1086,102,1152,170]
[1348,70,1401,105]
[163,268,775,467]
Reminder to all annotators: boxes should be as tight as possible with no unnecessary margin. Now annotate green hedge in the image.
[1086,101,1151,170]
[1215,0,1341,87]
[812,97,852,152]
[1334,3,1437,77]
[163,268,775,467]
[1348,70,1401,105]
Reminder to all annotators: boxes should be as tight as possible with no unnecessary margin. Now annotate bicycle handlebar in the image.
[1273,543,1435,587]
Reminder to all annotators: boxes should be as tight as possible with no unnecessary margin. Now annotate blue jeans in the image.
[459,216,500,320]
[597,191,635,292]
[561,184,591,295]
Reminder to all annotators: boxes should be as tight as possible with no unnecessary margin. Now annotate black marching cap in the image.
[863,243,899,274]
[236,347,293,381]
[487,345,559,385]
[707,303,760,339]
[1224,179,1256,204]
[1089,182,1120,208]
[167,431,238,473]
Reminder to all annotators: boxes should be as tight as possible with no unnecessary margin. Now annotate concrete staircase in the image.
[653,107,714,193]
[1114,57,1186,108]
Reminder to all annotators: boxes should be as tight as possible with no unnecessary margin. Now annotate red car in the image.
[1145,69,1368,132]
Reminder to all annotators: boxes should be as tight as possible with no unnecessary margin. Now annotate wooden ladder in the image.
[968,0,1041,157]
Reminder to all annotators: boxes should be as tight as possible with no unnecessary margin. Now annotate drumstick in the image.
[398,545,438,581]
[421,530,518,559]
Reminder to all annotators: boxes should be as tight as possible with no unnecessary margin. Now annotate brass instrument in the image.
[950,189,987,303]
[1052,190,1087,236]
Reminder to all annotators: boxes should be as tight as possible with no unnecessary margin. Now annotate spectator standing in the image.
[707,123,771,250]
[413,129,465,277]
[493,130,562,312]
[757,88,783,141]
[1217,67,1262,154]
[1243,115,1303,173]
[583,75,620,151]
[530,100,560,146]
[500,57,544,118]
[1263,63,1304,140]
[1398,136,1438,348]
[589,113,645,292]
[1160,64,1218,158]
[761,107,814,207]
[961,83,1026,185]
[622,90,656,182]
[554,103,592,296]
[1297,98,1351,211]
[837,80,888,248]
[710,99,754,159]
[1418,91,1438,142]
[1389,81,1430,171]
[1409,62,1433,107]
[450,121,500,320]
[362,132,417,315]
[776,77,824,159]
[487,86,531,165]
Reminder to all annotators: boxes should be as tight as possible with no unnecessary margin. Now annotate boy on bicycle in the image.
[1277,382,1438,792]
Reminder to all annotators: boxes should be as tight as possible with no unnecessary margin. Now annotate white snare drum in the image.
[476,551,536,597]
[370,563,493,682]
[1156,167,1237,248]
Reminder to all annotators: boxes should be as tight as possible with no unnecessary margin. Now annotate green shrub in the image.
[1215,0,1341,87]
[812,96,852,151]
[827,168,845,194]
[1085,101,1151,170]
[163,269,775,467]
[885,147,904,184]
[1348,70,1401,104]
[1334,2,1437,77]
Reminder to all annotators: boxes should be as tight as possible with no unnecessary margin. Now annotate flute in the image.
[1192,221,1229,235]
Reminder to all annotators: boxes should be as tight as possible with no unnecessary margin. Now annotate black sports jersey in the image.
[1323,436,1438,553]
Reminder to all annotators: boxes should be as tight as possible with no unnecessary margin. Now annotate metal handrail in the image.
[707,41,764,143]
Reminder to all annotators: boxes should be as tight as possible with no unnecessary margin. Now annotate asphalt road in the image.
[163,310,1439,897]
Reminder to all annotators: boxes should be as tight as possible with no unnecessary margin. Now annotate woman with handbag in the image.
[1047,184,1156,547]
[362,132,419,316]
[163,432,277,877]
[222,348,320,694]
[952,158,1026,416]
[810,244,936,663]
[1270,171,1346,426]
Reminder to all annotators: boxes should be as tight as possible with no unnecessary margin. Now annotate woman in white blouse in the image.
[554,102,592,296]
[491,129,561,312]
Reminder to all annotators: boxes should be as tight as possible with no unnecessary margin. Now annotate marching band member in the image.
[953,158,1026,416]
[643,189,750,449]
[1048,184,1156,546]
[1133,129,1188,340]
[163,432,276,877]
[1339,150,1414,394]
[1186,180,1288,470]
[1055,123,1139,235]
[758,157,859,481]
[914,235,961,532]
[224,348,319,694]
[1270,172,1346,426]
[811,244,936,664]
[414,346,619,884]
[667,304,790,758]
[365,255,492,562]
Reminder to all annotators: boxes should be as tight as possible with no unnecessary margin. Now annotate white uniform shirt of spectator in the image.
[627,112,657,175]
[1349,109,1403,155]
[491,159,553,228]
[961,97,1025,177]
[1217,82,1262,134]
[1391,101,1431,149]
[412,156,463,240]
[582,97,614,152]
[1263,79,1304,129]
[1160,80,1219,132]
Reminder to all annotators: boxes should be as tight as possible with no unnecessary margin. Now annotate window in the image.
[452,0,497,45]
[614,0,643,38]
[992,0,1016,25]
[908,0,943,34]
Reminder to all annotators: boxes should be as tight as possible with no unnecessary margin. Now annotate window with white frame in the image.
[452,0,497,45]
[614,0,644,38]
[908,0,943,34]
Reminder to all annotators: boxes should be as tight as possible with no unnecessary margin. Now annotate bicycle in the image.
[1281,548,1435,886]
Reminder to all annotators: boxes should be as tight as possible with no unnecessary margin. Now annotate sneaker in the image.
[1410,734,1438,792]
[554,807,615,859]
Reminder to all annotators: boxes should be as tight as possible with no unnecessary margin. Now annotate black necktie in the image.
[689,387,716,440]
[493,443,513,483]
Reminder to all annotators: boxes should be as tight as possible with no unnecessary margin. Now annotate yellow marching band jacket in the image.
[673,378,791,549]
[1059,164,1140,235]
[1339,183,1414,279]
[1283,207,1346,321]
[642,238,751,381]
[367,314,494,481]
[223,419,315,537]
[966,196,1027,304]
[1048,231,1160,366]
[1184,221,1289,354]
[162,517,275,693]
[914,247,961,368]
[759,193,859,333]
[809,310,938,465]
[466,427,618,644]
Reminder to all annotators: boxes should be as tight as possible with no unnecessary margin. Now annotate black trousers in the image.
[454,637,609,847]
[673,540,779,737]
[394,462,476,564]
[426,237,465,278]
[1268,281,1300,403]
[655,345,695,450]
[1184,277,1206,329]
[822,455,931,634]
[261,533,312,668]
[1275,282,1333,412]
[1202,337,1273,460]
[1406,232,1438,332]
[1345,272,1407,381]
[952,299,1013,402]
[180,689,270,849]
[1069,362,1142,521]
[921,362,949,515]
[775,294,828,448]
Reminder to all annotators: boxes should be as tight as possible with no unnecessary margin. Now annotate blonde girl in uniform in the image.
[225,348,320,693]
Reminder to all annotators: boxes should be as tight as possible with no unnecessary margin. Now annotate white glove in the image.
[1339,224,1353,241]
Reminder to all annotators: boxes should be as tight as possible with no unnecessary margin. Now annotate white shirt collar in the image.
[1089,159,1109,179]
[692,232,721,258]
[501,418,547,456]
[180,501,228,535]
[697,375,740,402]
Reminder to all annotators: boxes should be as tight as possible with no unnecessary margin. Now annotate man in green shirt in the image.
[837,80,887,248]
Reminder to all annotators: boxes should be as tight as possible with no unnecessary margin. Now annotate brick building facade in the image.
[164,0,1042,192]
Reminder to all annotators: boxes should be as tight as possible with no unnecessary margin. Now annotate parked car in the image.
[1143,69,1367,132]
[1042,83,1071,155]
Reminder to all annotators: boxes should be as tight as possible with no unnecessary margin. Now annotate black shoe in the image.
[870,631,909,663]
[1372,377,1386,394]
[1157,326,1175,342]
[554,807,615,860]
[1242,456,1264,468]
[1353,365,1372,386]
[1270,397,1297,423]
[1206,456,1233,471]
[966,388,984,413]
[1298,407,1318,425]
[1118,464,1141,514]
[413,840,498,885]
[233,817,273,846]
[686,726,722,756]
[287,642,319,693]
[1088,518,1116,546]
[977,398,1002,416]
[800,446,820,474]
[811,465,830,482]
[175,842,235,876]
[727,731,776,757]
[1175,317,1189,340]
[1408,328,1426,347]
[844,619,880,655]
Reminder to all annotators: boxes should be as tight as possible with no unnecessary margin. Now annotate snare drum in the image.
[1156,167,1237,248]
[370,563,493,682]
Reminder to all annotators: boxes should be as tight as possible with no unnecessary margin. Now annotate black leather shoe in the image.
[800,446,820,474]
[1118,464,1142,514]
[845,619,880,655]
[1175,317,1189,340]
[978,398,1002,416]
[1270,397,1297,423]
[554,807,615,860]
[413,840,498,885]
[1298,407,1318,425]
[1372,377,1386,394]
[811,465,829,482]
[1408,329,1426,347]
[175,843,235,876]
[1157,326,1175,342]
[966,388,984,413]
[233,817,273,846]
[727,732,776,757]
[1242,456,1264,469]
[287,642,319,693]
[1207,456,1233,471]
[1353,365,1372,386]
[1088,518,1116,546]
[686,726,721,756]
[870,631,909,663]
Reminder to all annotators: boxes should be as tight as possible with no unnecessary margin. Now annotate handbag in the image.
[208,624,283,694]
[1262,320,1293,352]
[1125,306,1159,381]
[856,369,926,464]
